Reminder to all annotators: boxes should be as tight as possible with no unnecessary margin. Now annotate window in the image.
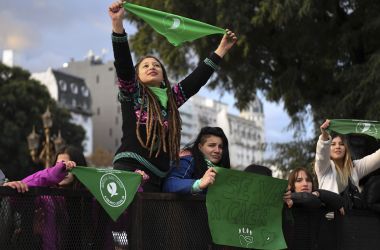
[97,107,100,115]
[115,116,119,125]
[70,83,78,94]
[109,128,113,136]
[58,80,67,91]
[72,99,77,107]
[81,86,89,97]
[96,75,100,84]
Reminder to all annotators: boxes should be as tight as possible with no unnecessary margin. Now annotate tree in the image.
[0,63,85,180]
[125,0,380,127]
[124,0,380,175]
[266,139,316,179]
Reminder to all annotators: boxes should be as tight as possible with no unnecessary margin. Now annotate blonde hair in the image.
[331,135,353,187]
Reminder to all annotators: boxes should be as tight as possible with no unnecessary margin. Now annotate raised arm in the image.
[109,1,135,82]
[354,147,380,179]
[173,30,237,106]
[315,120,333,179]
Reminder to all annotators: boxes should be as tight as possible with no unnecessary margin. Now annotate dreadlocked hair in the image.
[135,56,182,164]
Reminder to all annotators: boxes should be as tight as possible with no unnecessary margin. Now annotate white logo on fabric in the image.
[238,227,254,247]
[161,15,185,34]
[100,173,126,207]
[107,182,118,197]
[356,122,378,136]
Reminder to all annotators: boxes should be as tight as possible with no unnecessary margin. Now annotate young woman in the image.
[284,167,344,212]
[108,1,237,192]
[315,119,380,195]
[3,146,88,250]
[163,126,230,194]
[283,167,344,250]
[3,146,87,191]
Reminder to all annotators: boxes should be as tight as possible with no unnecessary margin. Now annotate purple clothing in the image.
[22,162,67,187]
[21,162,68,250]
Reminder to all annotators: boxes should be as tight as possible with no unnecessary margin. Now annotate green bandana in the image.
[123,3,225,46]
[71,167,142,221]
[149,86,168,108]
[327,119,380,140]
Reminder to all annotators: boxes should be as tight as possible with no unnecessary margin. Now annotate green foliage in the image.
[125,0,380,123]
[125,0,380,173]
[265,139,316,178]
[0,63,85,180]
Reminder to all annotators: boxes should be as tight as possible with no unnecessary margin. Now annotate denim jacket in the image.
[163,155,206,194]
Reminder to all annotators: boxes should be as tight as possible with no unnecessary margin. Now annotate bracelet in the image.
[191,179,202,193]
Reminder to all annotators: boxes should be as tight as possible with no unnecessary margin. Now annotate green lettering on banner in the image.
[206,167,288,249]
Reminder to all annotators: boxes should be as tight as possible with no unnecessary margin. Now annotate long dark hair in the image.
[185,127,230,178]
[134,56,182,164]
[54,145,87,190]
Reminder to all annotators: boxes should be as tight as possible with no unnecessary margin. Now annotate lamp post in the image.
[27,126,40,163]
[27,106,65,168]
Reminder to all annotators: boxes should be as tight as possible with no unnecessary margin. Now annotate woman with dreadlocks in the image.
[108,1,237,192]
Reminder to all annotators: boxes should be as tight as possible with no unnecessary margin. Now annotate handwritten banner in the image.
[206,167,288,249]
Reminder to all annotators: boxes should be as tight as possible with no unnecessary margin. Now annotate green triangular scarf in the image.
[71,167,142,221]
[123,3,225,46]
[327,119,380,140]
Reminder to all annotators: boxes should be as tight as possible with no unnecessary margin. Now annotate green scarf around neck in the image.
[148,86,168,108]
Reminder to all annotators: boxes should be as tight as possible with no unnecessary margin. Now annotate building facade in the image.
[59,56,122,156]
[179,95,265,170]
[31,69,93,156]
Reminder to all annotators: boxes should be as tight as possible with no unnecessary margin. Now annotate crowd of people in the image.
[1,1,380,249]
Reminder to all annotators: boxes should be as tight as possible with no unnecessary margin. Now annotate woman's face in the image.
[198,135,223,164]
[137,57,164,87]
[294,170,312,193]
[330,136,346,161]
[56,153,74,187]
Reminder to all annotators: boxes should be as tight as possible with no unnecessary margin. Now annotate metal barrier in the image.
[0,187,380,250]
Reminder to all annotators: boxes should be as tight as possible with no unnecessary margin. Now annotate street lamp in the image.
[27,106,65,168]
[27,126,40,163]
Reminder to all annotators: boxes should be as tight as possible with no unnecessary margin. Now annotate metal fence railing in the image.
[0,187,379,250]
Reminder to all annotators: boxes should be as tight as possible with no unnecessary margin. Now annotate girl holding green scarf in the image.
[163,127,231,194]
[109,1,237,192]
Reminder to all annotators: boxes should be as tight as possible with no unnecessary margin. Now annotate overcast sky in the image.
[0,0,309,156]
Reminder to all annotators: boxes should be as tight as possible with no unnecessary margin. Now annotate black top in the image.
[291,189,344,210]
[112,32,222,176]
